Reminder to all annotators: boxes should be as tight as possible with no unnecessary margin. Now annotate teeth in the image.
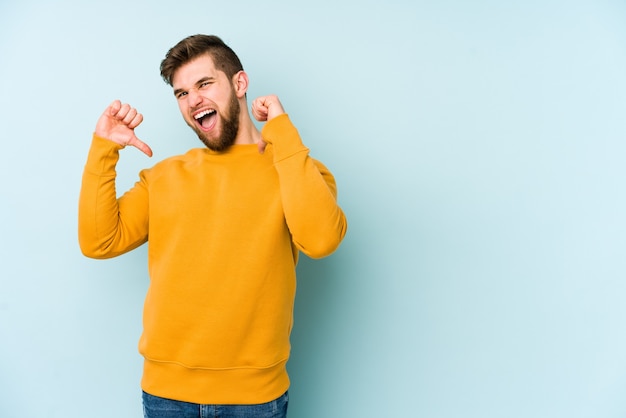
[194,110,215,120]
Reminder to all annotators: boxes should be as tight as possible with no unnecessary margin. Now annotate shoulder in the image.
[311,158,334,176]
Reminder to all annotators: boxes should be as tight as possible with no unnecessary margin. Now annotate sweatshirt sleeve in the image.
[261,114,347,258]
[78,134,149,259]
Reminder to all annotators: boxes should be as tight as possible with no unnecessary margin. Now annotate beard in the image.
[192,90,240,152]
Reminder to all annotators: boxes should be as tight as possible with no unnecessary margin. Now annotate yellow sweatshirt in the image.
[78,114,347,404]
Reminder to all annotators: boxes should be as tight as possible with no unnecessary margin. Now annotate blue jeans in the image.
[142,391,288,418]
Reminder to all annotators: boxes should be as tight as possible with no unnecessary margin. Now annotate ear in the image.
[232,71,249,99]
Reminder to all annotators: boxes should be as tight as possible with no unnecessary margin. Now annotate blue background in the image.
[1,1,626,417]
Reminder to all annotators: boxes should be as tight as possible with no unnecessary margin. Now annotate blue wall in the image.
[1,1,626,417]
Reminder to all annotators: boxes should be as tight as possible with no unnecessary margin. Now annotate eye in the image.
[176,91,188,99]
[199,81,212,89]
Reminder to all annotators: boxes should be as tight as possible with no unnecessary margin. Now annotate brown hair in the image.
[160,35,244,86]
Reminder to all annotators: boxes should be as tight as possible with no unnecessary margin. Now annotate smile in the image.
[193,109,217,131]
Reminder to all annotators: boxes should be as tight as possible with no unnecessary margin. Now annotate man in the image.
[78,34,347,418]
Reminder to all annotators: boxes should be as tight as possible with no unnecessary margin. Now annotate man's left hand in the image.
[252,95,285,154]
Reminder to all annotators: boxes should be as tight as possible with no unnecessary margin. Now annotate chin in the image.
[198,132,235,152]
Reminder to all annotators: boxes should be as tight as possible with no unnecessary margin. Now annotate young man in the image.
[78,34,347,418]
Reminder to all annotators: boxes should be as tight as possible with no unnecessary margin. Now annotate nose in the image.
[187,88,203,107]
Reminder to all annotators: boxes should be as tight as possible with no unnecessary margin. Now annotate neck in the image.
[234,105,262,146]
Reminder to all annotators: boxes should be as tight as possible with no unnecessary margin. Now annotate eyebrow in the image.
[173,76,216,96]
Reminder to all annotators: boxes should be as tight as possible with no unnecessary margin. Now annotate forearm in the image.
[78,135,147,258]
[263,115,347,258]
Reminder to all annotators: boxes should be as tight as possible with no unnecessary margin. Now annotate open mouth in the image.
[194,109,217,131]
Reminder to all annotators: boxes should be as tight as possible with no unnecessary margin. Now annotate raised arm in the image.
[253,95,347,258]
[78,101,151,259]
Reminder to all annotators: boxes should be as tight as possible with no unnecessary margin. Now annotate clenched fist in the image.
[251,95,286,154]
[251,95,285,122]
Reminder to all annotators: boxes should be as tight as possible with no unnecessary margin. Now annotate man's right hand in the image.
[95,100,153,157]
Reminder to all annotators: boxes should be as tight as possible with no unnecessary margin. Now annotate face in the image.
[172,54,242,152]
